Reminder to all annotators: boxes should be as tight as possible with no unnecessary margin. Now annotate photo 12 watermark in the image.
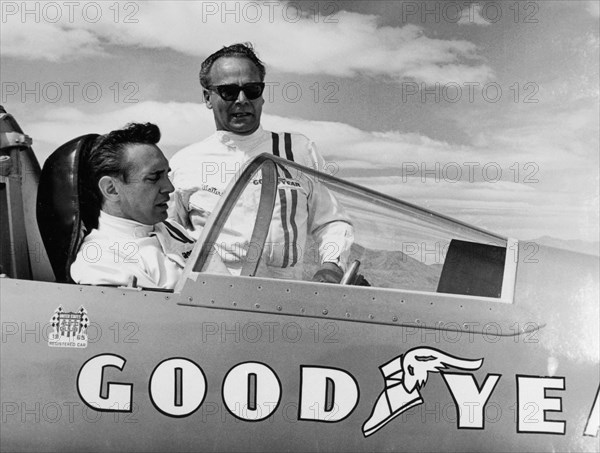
[199,1,340,24]
[401,161,540,184]
[1,321,140,344]
[1,401,139,424]
[200,320,340,344]
[1,82,140,104]
[400,1,539,25]
[400,82,539,104]
[263,81,340,104]
[1,1,140,24]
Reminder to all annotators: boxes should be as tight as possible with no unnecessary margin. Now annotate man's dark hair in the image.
[82,122,161,224]
[199,42,266,88]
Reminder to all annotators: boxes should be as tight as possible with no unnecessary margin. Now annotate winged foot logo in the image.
[363,347,483,437]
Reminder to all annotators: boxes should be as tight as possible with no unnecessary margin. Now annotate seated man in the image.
[71,123,225,289]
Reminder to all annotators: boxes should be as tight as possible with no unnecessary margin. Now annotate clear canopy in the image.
[185,154,510,298]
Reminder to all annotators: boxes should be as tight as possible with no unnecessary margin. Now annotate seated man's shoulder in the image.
[70,231,133,285]
[70,230,171,287]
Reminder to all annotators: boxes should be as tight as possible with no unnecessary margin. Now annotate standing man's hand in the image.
[312,262,344,284]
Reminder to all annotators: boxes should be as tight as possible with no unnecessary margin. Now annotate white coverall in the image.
[169,126,354,280]
[70,211,195,289]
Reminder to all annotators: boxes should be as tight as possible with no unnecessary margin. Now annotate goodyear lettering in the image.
[78,354,358,422]
[253,177,301,188]
[75,349,599,438]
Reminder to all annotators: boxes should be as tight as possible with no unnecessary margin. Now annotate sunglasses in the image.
[207,82,265,101]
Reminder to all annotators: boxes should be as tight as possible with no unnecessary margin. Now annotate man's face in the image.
[204,57,264,135]
[114,143,174,225]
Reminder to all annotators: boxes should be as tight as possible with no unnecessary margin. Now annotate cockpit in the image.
[0,108,517,307]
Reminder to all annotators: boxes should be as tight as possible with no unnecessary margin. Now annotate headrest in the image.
[36,134,99,283]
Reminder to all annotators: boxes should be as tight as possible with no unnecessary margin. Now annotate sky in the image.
[1,0,598,247]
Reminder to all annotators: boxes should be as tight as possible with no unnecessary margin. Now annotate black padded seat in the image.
[36,134,99,283]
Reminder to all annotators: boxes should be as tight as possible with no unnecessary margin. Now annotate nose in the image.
[162,176,175,194]
[235,88,249,104]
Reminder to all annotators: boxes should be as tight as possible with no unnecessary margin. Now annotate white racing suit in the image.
[70,211,195,289]
[169,126,354,280]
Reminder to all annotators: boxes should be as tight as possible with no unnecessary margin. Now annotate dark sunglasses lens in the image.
[243,83,264,100]
[217,86,241,101]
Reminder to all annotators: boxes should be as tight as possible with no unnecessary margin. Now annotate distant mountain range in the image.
[302,242,441,291]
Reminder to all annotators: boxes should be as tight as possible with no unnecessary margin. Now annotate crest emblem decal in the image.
[48,305,89,348]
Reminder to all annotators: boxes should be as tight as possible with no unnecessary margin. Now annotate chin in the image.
[153,211,168,224]
[228,121,258,134]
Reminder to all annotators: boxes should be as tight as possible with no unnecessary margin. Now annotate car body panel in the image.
[1,107,599,451]
[1,262,599,451]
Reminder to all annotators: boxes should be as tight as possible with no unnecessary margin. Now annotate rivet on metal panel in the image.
[165,296,170,300]
[322,309,328,315]
[400,299,405,304]
[188,297,193,302]
[345,312,350,318]
[369,314,374,320]
[301,308,305,313]
[286,288,291,293]
[255,303,260,309]
[415,318,420,324]
[277,306,282,311]
[233,302,237,306]
[392,316,398,322]
[314,291,318,295]
[257,286,262,290]
[210,299,215,304]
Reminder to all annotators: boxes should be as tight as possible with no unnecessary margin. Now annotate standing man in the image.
[170,43,354,282]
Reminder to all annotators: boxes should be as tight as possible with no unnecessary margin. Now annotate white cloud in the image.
[586,0,600,17]
[0,21,105,61]
[1,1,493,85]
[28,102,212,154]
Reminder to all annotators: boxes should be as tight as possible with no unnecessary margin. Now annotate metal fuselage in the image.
[1,242,599,451]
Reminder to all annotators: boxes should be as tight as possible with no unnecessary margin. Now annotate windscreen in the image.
[195,155,509,297]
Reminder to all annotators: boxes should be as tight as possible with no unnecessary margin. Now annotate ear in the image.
[203,89,212,109]
[98,175,120,202]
